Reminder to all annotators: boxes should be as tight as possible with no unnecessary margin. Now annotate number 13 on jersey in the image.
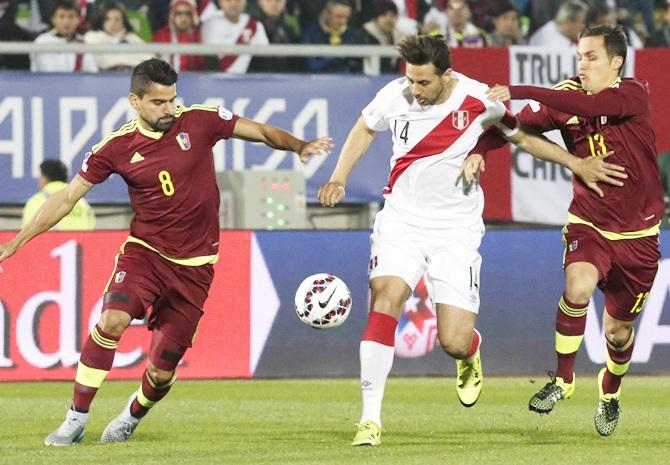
[587,133,607,157]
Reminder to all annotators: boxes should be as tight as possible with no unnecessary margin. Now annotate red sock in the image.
[465,328,481,359]
[73,325,120,413]
[602,335,635,395]
[130,370,175,419]
[555,294,587,384]
[362,311,398,347]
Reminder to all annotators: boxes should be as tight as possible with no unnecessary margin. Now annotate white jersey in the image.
[201,11,269,74]
[362,72,518,228]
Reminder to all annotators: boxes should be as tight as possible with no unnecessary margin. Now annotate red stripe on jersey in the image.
[383,95,486,194]
[219,17,258,71]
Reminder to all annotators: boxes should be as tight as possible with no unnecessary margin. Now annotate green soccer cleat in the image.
[44,407,86,446]
[456,349,483,407]
[100,391,142,443]
[594,367,621,436]
[351,420,381,446]
[528,374,575,415]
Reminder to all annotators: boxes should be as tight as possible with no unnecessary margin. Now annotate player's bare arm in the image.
[508,126,627,198]
[232,117,333,163]
[318,116,376,208]
[0,174,93,262]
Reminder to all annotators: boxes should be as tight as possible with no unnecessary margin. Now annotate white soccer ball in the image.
[294,273,352,329]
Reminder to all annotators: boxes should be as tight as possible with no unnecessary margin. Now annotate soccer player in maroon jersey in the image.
[0,58,333,446]
[468,24,663,436]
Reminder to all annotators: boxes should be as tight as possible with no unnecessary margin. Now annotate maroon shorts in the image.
[102,242,215,347]
[563,223,660,321]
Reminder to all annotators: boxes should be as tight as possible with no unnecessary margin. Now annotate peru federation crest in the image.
[452,110,469,130]
[176,132,191,151]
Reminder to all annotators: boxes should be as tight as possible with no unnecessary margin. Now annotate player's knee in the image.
[438,334,470,359]
[604,322,632,347]
[98,309,132,337]
[369,294,404,318]
[147,363,175,386]
[563,284,593,306]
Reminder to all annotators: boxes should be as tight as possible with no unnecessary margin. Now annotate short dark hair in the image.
[52,0,79,16]
[492,1,517,18]
[580,24,627,74]
[397,35,452,74]
[130,58,178,97]
[40,160,68,183]
[92,2,135,33]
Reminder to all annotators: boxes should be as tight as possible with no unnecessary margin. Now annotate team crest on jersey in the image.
[452,110,469,130]
[600,116,608,125]
[569,240,579,252]
[176,132,191,151]
[115,271,126,283]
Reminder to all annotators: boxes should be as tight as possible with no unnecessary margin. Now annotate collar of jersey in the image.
[135,118,164,140]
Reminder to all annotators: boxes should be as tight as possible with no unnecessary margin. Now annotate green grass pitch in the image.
[1,377,668,465]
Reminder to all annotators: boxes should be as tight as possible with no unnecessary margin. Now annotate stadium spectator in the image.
[0,0,34,70]
[528,0,564,32]
[31,0,98,72]
[362,0,415,73]
[248,0,302,72]
[646,2,670,47]
[423,0,488,48]
[23,159,95,230]
[201,0,269,73]
[618,0,656,38]
[301,0,367,73]
[482,24,659,437]
[489,1,526,46]
[83,2,154,71]
[587,1,643,48]
[466,0,501,32]
[0,57,333,446]
[529,0,588,47]
[153,0,204,71]
[318,35,621,447]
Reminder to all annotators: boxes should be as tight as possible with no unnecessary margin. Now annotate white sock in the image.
[359,340,395,426]
[69,407,89,425]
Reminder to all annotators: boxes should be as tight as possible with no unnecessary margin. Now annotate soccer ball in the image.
[294,273,352,329]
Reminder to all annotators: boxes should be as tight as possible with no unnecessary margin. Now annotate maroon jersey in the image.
[79,104,239,260]
[513,77,663,236]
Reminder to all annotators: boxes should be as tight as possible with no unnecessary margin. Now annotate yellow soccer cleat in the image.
[529,374,575,415]
[456,349,483,407]
[351,420,381,446]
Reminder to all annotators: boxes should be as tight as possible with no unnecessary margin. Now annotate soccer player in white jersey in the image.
[318,35,627,446]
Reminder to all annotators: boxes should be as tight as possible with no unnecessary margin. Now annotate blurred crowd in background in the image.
[1,0,669,73]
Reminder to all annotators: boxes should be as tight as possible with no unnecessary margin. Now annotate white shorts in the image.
[368,208,484,313]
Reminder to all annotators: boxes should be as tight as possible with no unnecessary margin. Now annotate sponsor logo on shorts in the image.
[115,271,126,283]
[368,255,378,272]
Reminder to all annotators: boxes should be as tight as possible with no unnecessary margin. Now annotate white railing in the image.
[0,42,399,75]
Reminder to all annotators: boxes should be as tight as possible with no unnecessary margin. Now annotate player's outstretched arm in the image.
[487,84,645,118]
[0,174,93,263]
[232,117,333,163]
[318,116,376,208]
[507,126,627,198]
